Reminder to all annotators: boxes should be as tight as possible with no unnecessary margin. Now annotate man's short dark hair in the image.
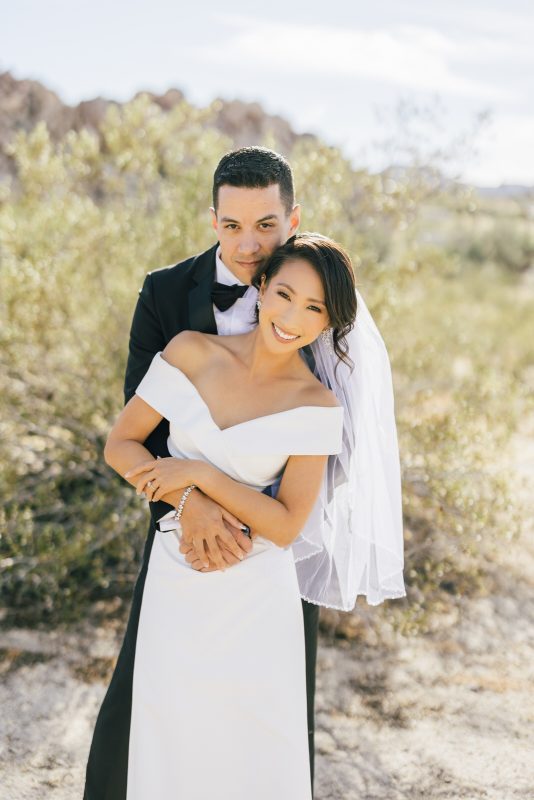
[212,147,295,215]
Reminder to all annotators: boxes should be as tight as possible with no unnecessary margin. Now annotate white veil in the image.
[291,288,406,609]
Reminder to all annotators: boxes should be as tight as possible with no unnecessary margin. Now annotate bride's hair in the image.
[252,233,357,369]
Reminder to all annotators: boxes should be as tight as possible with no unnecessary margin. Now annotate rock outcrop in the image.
[0,71,313,177]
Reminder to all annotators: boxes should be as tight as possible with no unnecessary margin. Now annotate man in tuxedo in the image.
[85,147,328,798]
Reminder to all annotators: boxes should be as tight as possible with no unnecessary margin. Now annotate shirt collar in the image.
[215,246,246,287]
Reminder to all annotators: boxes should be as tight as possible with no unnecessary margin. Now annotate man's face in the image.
[210,184,300,285]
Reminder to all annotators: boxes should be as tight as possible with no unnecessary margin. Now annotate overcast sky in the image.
[2,0,533,186]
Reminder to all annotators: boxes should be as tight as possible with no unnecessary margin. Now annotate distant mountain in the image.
[474,184,534,199]
[1,72,532,198]
[380,163,533,199]
[0,71,315,177]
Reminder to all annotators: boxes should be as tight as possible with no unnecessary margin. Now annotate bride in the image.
[101,233,357,799]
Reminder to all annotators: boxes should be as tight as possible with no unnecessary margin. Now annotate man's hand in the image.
[179,518,253,571]
[161,488,252,571]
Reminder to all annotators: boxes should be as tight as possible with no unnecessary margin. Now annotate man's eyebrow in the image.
[256,214,279,223]
[275,282,326,305]
[219,214,280,224]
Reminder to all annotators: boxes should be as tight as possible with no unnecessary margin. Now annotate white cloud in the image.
[192,19,523,101]
[437,4,534,46]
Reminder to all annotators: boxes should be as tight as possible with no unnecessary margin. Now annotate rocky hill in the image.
[0,71,314,178]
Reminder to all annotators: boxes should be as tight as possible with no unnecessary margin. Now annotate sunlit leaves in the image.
[0,97,531,629]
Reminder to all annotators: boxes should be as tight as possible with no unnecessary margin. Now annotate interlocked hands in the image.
[125,459,253,572]
[178,490,253,571]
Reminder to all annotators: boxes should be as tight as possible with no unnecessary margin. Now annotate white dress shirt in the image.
[213,247,258,336]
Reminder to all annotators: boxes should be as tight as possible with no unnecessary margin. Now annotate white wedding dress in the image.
[126,353,343,800]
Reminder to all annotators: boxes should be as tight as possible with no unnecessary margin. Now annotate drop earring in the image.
[320,327,334,354]
[256,298,262,311]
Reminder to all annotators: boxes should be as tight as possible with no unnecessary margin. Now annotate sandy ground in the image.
[1,430,533,799]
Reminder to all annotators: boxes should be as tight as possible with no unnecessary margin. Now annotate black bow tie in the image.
[211,282,249,312]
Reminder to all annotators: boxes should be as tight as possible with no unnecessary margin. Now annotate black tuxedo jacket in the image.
[123,242,219,525]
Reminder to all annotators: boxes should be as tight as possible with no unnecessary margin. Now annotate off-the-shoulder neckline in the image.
[155,352,342,434]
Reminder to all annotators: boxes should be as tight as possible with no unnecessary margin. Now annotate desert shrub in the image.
[492,220,534,272]
[1,98,531,631]
[0,96,232,622]
[381,253,530,634]
[418,195,534,274]
[453,221,534,272]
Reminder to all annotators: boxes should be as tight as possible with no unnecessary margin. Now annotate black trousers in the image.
[83,526,320,799]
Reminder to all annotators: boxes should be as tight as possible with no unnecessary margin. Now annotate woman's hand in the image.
[125,457,199,502]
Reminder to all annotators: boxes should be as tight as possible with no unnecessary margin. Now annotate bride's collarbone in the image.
[193,371,330,431]
[185,338,336,427]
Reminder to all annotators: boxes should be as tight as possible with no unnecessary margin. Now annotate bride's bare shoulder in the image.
[299,371,340,409]
[161,330,215,372]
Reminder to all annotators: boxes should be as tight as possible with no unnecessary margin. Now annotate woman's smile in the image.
[271,322,300,343]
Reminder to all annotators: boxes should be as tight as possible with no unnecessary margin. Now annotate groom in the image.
[85,147,326,798]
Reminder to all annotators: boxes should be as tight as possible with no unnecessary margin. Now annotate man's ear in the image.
[209,207,218,232]
[289,204,301,235]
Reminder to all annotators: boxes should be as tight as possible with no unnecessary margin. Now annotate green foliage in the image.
[416,192,534,273]
[1,96,532,630]
[0,96,232,623]
[383,255,530,633]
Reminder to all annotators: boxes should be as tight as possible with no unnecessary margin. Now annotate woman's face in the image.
[258,258,329,353]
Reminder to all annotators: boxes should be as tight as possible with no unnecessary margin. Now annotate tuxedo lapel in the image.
[188,244,218,335]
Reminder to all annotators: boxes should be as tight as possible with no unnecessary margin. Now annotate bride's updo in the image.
[252,233,357,368]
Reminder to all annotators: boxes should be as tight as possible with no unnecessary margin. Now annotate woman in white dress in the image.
[101,234,357,800]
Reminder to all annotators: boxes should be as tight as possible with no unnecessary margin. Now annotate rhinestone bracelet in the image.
[173,484,197,524]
